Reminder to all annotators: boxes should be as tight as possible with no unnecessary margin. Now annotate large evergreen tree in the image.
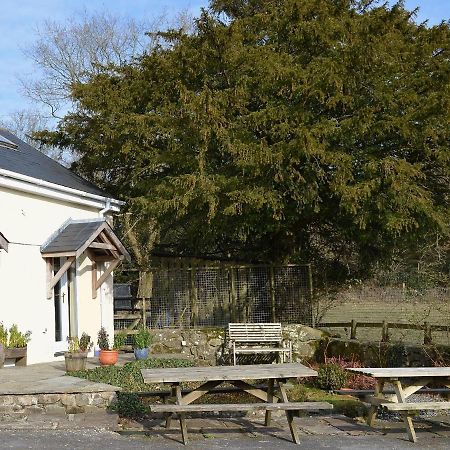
[39,0,450,280]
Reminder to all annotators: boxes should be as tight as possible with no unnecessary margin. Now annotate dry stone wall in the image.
[0,391,117,419]
[150,324,327,364]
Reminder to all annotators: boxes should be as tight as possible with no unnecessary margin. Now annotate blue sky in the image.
[0,0,449,119]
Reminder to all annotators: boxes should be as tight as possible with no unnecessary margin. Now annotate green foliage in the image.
[113,332,127,349]
[386,343,409,367]
[133,327,153,349]
[291,383,366,418]
[113,392,147,417]
[315,363,349,391]
[79,332,93,352]
[97,327,110,350]
[7,324,31,348]
[71,357,194,393]
[0,323,7,348]
[67,333,93,353]
[67,337,81,353]
[39,0,450,282]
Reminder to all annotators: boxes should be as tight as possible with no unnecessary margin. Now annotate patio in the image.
[0,355,128,429]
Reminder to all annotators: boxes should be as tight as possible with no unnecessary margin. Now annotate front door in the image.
[54,258,71,354]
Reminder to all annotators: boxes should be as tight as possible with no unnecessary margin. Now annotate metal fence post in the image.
[269,265,276,322]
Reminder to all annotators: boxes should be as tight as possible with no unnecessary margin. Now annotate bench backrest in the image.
[228,323,283,343]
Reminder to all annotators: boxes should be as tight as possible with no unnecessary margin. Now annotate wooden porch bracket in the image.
[92,257,122,299]
[46,256,75,299]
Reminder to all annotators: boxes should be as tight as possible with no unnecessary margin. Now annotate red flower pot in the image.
[99,349,118,366]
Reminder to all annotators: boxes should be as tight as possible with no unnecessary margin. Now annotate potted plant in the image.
[97,327,127,366]
[133,327,152,360]
[64,332,93,372]
[0,322,6,368]
[3,324,31,366]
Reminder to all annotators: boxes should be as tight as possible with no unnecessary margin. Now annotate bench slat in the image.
[150,401,333,413]
[382,401,450,411]
[235,348,290,353]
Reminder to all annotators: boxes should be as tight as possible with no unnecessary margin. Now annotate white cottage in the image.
[0,128,129,364]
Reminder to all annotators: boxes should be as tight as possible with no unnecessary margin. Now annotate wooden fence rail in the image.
[317,320,450,344]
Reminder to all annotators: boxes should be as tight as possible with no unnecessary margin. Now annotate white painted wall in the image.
[0,186,116,364]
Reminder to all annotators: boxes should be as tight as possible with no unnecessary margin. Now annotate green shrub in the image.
[112,393,147,417]
[97,327,110,350]
[133,327,152,349]
[0,323,7,347]
[79,332,93,352]
[7,324,31,348]
[386,343,408,367]
[67,332,93,353]
[113,332,127,349]
[315,363,349,391]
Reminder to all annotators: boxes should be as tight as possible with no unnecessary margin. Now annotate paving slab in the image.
[0,358,121,395]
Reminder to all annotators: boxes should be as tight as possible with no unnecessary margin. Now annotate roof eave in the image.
[0,168,124,211]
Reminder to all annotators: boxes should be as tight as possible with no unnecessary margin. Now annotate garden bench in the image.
[227,322,292,365]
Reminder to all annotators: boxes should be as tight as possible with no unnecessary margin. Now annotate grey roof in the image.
[0,128,107,197]
[40,219,131,261]
[41,219,106,254]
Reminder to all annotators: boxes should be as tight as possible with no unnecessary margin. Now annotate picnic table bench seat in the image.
[228,322,292,365]
[381,401,450,412]
[150,401,333,413]
[151,401,333,444]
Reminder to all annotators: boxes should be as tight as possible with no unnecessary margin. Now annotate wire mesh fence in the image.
[142,264,313,328]
[113,263,450,345]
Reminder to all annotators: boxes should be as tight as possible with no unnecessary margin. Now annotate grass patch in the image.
[290,383,367,418]
[70,357,194,392]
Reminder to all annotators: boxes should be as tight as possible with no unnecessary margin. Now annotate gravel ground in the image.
[378,392,450,420]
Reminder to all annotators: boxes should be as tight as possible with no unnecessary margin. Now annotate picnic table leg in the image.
[175,384,189,445]
[393,380,417,443]
[265,379,274,426]
[165,384,177,429]
[278,379,301,445]
[367,380,384,427]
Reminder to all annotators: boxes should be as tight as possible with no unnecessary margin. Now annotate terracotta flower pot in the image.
[64,351,88,372]
[99,349,119,366]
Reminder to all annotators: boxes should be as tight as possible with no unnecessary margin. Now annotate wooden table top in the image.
[347,367,450,378]
[141,363,317,384]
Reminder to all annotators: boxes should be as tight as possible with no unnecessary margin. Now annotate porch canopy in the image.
[41,219,130,299]
[0,232,8,251]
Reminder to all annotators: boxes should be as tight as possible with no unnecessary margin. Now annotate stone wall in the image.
[0,391,117,419]
[150,325,327,364]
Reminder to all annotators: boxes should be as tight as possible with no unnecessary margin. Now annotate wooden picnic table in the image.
[141,362,332,445]
[347,367,450,442]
